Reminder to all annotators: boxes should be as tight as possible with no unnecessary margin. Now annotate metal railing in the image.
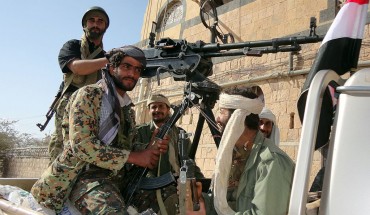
[288,70,344,214]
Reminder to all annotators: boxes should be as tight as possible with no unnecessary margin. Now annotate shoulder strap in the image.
[61,46,103,96]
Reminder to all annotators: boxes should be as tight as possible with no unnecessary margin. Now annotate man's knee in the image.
[73,184,127,214]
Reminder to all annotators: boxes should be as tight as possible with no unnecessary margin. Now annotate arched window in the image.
[161,2,183,29]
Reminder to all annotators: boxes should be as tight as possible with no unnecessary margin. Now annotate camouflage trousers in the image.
[130,185,179,215]
[70,177,128,214]
[48,92,72,164]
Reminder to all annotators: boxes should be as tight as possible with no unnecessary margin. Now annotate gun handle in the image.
[186,178,200,211]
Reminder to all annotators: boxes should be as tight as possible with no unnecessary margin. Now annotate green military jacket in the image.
[31,83,136,212]
[204,131,295,215]
[134,121,204,178]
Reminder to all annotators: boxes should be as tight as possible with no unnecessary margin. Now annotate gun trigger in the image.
[180,165,187,184]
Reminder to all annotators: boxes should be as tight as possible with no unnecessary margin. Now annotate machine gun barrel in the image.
[192,35,324,53]
[142,35,324,80]
[199,35,324,58]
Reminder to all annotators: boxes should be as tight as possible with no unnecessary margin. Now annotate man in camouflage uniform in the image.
[31,46,169,214]
[48,6,110,163]
[132,94,204,214]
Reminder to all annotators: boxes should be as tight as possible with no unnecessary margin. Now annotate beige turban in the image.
[147,94,170,107]
[213,93,264,215]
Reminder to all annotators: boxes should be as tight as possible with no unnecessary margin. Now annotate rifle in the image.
[178,130,199,214]
[36,82,64,131]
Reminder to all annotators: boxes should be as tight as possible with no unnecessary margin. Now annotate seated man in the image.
[132,94,204,214]
[188,87,295,215]
[259,107,280,146]
[31,46,168,214]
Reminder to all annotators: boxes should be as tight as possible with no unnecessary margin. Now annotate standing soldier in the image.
[48,6,110,162]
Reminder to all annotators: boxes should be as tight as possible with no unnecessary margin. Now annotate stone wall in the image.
[0,152,4,177]
[1,147,49,178]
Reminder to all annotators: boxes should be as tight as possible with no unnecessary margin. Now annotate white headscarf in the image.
[213,93,264,215]
[259,107,280,147]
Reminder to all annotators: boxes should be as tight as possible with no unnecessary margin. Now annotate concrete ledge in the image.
[0,178,38,192]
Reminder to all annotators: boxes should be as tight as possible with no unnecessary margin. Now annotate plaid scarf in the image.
[99,69,121,145]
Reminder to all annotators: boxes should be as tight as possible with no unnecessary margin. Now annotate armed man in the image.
[47,6,110,163]
[31,46,169,214]
[131,94,204,214]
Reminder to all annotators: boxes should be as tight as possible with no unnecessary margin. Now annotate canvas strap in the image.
[61,46,103,96]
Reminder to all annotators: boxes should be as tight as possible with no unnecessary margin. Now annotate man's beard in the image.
[84,27,105,40]
[153,114,169,124]
[266,132,272,138]
[111,73,137,91]
[218,120,229,136]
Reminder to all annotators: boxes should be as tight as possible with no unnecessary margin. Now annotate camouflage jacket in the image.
[134,121,204,178]
[31,83,136,212]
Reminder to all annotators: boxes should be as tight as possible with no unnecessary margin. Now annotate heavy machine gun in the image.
[141,34,324,82]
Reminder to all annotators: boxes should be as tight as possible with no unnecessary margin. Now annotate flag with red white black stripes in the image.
[297,0,369,149]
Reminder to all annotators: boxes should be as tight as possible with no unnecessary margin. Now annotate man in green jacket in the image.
[188,87,295,215]
[132,94,204,214]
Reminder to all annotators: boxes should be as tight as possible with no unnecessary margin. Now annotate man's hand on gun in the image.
[147,128,169,154]
[127,128,169,169]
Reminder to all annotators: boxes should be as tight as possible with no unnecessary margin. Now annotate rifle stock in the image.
[178,130,200,214]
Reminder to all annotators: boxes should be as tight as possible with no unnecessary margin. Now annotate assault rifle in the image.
[122,93,191,206]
